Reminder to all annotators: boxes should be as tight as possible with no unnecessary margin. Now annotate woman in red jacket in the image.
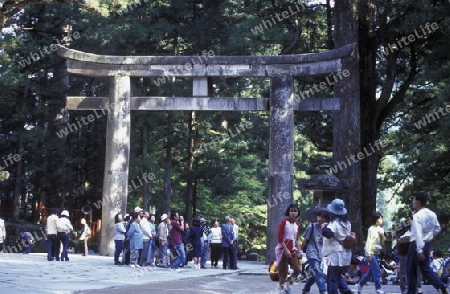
[275,203,301,293]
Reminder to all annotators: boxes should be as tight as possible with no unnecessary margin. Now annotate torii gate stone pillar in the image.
[56,44,356,257]
[100,75,131,254]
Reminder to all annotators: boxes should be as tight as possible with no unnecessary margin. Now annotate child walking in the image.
[275,203,301,294]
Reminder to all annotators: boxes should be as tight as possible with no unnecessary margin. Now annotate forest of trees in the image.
[0,0,449,256]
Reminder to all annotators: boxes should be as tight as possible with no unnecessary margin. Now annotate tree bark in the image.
[12,133,24,223]
[332,0,363,239]
[162,113,174,213]
[184,111,196,224]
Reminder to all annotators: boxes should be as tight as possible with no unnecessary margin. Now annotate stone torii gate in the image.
[56,44,356,258]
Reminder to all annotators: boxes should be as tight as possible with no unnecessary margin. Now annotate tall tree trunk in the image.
[358,0,380,232]
[12,133,24,222]
[162,113,174,213]
[332,0,363,238]
[184,111,196,224]
[142,125,150,211]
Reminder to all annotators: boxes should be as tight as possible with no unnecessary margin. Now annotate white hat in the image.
[134,206,143,213]
[61,210,69,217]
[161,213,168,221]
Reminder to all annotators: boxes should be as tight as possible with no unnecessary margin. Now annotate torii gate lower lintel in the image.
[56,44,356,256]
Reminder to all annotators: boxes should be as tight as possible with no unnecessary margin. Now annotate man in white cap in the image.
[157,213,171,268]
[134,207,144,217]
[56,210,73,261]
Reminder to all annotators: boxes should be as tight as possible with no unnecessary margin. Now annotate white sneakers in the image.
[356,284,383,294]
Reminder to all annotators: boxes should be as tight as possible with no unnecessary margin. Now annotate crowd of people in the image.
[275,192,449,294]
[113,206,241,272]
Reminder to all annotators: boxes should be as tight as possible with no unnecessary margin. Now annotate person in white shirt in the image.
[46,208,59,261]
[209,219,222,268]
[0,216,6,252]
[406,192,448,294]
[57,210,73,261]
[231,217,239,269]
[139,211,152,266]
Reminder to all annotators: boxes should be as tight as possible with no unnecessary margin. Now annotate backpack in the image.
[341,232,357,249]
[268,260,279,281]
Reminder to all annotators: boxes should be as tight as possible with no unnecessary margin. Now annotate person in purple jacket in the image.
[169,211,185,272]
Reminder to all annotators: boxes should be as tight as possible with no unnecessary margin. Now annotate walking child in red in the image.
[275,203,301,294]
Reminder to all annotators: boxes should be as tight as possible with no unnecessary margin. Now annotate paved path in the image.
[0,253,441,294]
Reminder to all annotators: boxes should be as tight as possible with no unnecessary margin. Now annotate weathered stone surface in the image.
[57,43,355,65]
[99,76,131,256]
[266,76,294,264]
[66,97,340,111]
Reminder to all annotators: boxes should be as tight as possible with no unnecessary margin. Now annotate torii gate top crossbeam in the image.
[56,44,356,78]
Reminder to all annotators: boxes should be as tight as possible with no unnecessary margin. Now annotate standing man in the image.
[406,192,448,294]
[231,217,239,270]
[157,213,170,268]
[301,210,329,294]
[45,208,59,261]
[169,211,185,271]
[0,215,6,252]
[199,218,210,269]
[139,211,151,266]
[221,216,235,270]
[147,213,157,266]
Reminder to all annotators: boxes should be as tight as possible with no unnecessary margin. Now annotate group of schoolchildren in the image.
[113,206,239,271]
[275,192,449,294]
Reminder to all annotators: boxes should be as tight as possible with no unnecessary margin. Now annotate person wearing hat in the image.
[301,209,329,294]
[134,206,144,217]
[157,213,170,268]
[322,198,353,294]
[199,217,211,269]
[56,210,73,261]
[45,208,59,261]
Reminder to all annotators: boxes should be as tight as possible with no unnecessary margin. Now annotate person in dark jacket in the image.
[221,215,236,270]
[190,218,203,269]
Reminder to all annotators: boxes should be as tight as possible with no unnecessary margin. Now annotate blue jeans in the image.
[303,259,327,293]
[359,254,382,290]
[171,243,186,269]
[200,241,209,267]
[407,241,446,293]
[327,265,351,294]
[159,241,169,266]
[114,240,123,262]
[57,232,70,261]
[139,240,149,265]
[147,239,155,265]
